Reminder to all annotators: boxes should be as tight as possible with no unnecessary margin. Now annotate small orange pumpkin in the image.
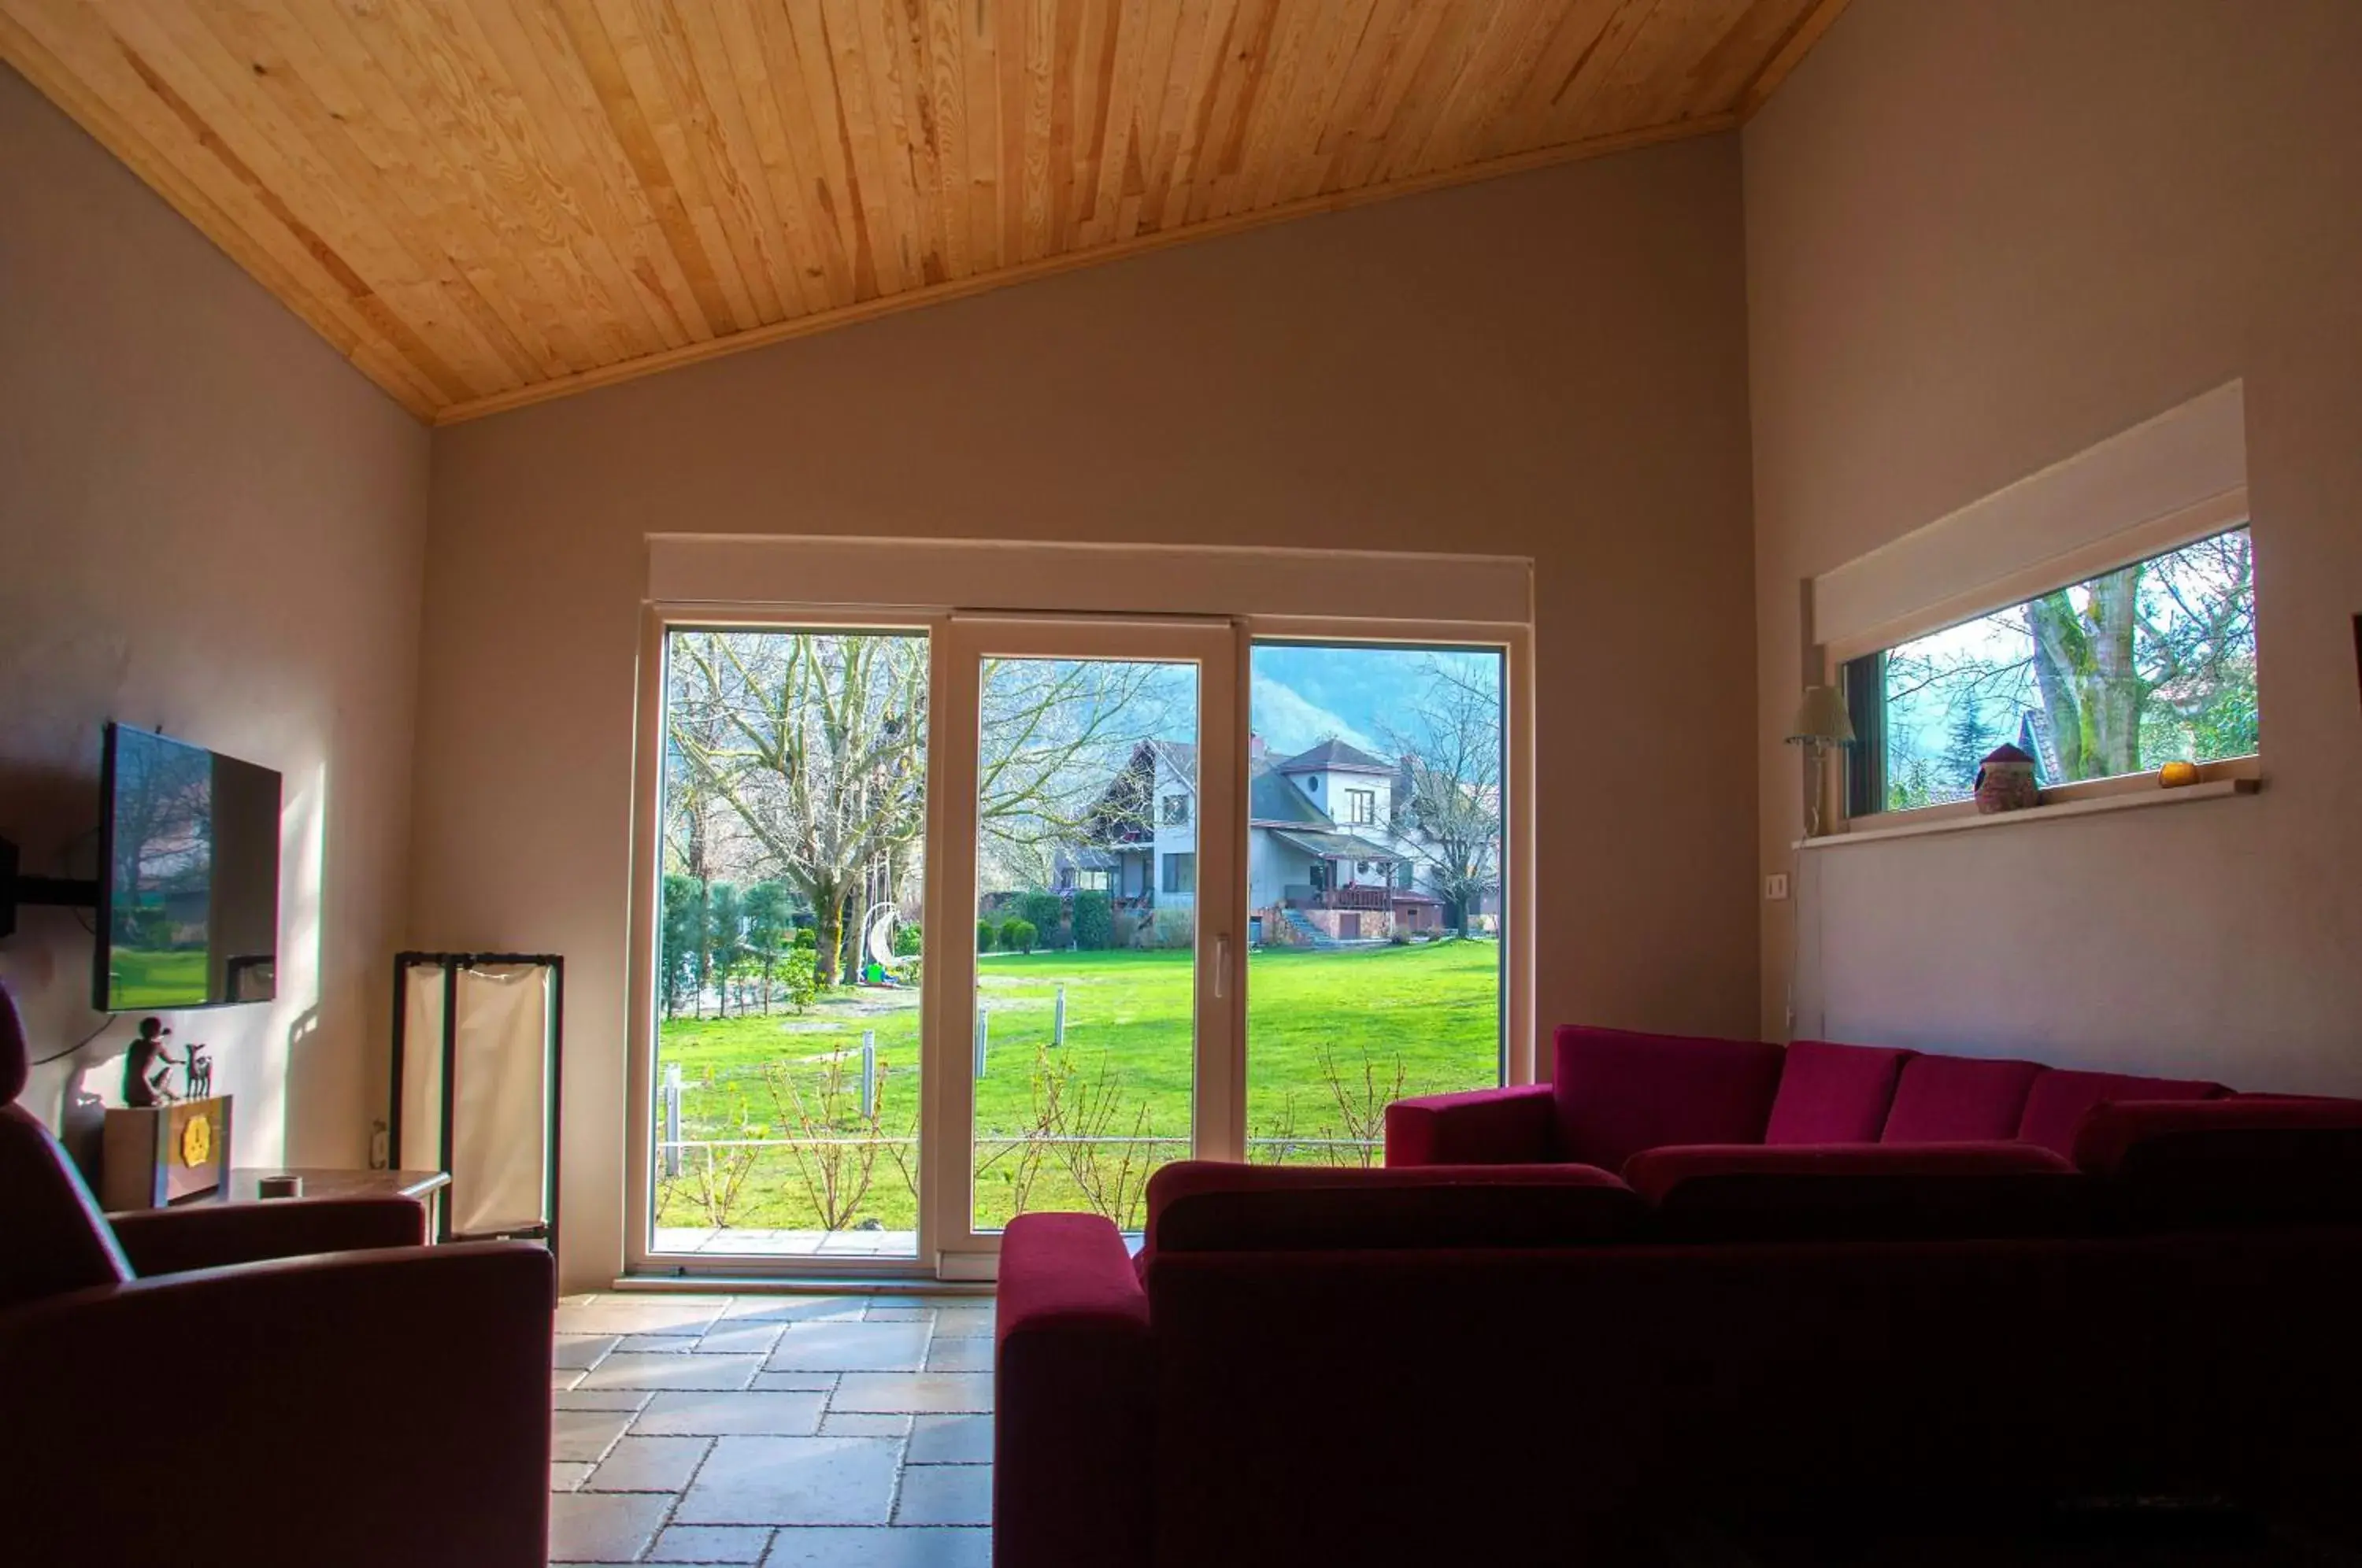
[2159,760,2201,789]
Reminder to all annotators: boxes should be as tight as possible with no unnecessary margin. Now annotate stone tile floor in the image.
[550,1292,994,1566]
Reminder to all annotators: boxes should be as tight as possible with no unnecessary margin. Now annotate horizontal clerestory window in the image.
[1842,524,2258,815]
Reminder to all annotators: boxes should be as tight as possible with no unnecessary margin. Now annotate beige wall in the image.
[1747,2,2362,1086]
[0,65,430,1168]
[419,135,1760,1288]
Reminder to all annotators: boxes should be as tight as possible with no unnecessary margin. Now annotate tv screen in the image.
[96,725,280,1012]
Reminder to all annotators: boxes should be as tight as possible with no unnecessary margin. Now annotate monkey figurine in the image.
[122,1017,178,1108]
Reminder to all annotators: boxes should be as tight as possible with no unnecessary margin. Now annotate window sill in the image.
[1797,777,2259,851]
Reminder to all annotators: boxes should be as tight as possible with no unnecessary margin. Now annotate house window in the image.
[1161,852,1196,895]
[1343,787,1375,825]
[1161,793,1190,826]
[1842,525,2257,815]
[1075,869,1111,892]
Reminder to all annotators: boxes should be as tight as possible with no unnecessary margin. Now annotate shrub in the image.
[1020,891,1064,946]
[1388,931,1411,946]
[792,926,818,952]
[1072,889,1113,950]
[893,921,923,957]
[999,917,1037,955]
[976,919,996,952]
[1150,907,1193,950]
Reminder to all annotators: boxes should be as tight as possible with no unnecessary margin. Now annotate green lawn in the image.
[653,939,1500,1233]
[106,948,209,1008]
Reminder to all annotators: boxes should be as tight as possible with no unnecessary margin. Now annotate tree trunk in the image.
[2084,566,2145,775]
[812,882,845,989]
[2028,592,2089,781]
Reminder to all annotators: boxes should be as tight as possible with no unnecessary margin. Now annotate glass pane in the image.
[972,657,1198,1233]
[652,629,925,1259]
[1246,643,1506,1167]
[1872,525,2257,809]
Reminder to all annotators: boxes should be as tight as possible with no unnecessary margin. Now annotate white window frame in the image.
[624,542,1535,1282]
[1812,490,2261,839]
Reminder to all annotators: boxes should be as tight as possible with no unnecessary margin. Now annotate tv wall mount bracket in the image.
[0,837,98,941]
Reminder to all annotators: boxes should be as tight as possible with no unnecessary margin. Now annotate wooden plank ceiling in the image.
[0,0,1848,422]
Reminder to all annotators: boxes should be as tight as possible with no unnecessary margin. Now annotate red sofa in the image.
[994,1026,2362,1568]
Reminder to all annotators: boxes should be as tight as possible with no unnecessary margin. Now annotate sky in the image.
[1250,644,1503,757]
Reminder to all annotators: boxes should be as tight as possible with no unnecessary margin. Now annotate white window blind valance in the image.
[646,535,1533,627]
[1812,382,2248,659]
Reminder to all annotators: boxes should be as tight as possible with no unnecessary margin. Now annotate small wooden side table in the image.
[110,1167,451,1238]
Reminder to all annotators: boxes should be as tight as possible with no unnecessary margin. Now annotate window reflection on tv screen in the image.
[100,726,280,1012]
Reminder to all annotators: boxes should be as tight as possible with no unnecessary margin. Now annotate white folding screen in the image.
[392,954,562,1247]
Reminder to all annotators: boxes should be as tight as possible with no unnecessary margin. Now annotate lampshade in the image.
[1785,685,1855,746]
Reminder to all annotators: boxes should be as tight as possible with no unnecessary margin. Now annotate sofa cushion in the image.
[1140,1160,1641,1263]
[2073,1096,2362,1225]
[1551,1026,1785,1170]
[1764,1041,1916,1145]
[2016,1070,2227,1156]
[1623,1141,2089,1241]
[1880,1055,2048,1144]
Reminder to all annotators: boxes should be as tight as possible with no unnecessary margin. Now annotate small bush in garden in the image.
[893,921,923,956]
[1072,889,1114,950]
[1389,932,1411,946]
[1150,907,1193,949]
[976,919,996,952]
[1000,917,1037,954]
[1020,891,1064,946]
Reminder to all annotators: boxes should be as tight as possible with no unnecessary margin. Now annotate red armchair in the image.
[0,982,553,1568]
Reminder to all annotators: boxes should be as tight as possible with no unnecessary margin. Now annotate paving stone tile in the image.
[761,1526,990,1566]
[615,1332,702,1353]
[548,1491,673,1562]
[830,1373,993,1414]
[818,1411,911,1437]
[551,1461,595,1492]
[556,1389,654,1412]
[696,1322,787,1355]
[585,1434,711,1493]
[907,1414,993,1466]
[673,1436,901,1526]
[555,1333,620,1369]
[648,1523,772,1562]
[922,1337,990,1373]
[893,1464,992,1526]
[717,1295,868,1325]
[579,1352,763,1392]
[765,1322,931,1373]
[925,1307,994,1338]
[553,1367,587,1392]
[634,1390,827,1437]
[750,1372,841,1393]
[553,1407,635,1463]
[557,1298,724,1337]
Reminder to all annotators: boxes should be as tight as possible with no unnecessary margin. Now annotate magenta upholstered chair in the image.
[0,980,555,1567]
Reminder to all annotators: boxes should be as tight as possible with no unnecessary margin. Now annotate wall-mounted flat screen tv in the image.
[95,724,281,1012]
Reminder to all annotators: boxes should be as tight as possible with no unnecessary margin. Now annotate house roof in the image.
[1268,828,1401,863]
[1249,758,1334,828]
[1276,738,1394,775]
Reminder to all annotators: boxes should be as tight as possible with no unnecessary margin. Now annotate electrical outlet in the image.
[1765,873,1790,901]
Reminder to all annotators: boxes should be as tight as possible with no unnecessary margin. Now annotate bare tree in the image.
[669,633,1179,986]
[1383,659,1503,937]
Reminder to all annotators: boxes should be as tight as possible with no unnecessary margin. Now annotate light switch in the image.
[1765,873,1790,901]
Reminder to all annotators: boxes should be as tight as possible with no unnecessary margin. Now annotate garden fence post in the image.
[663,1063,682,1178]
[1053,986,1065,1049]
[861,1030,876,1119]
[974,1008,989,1078]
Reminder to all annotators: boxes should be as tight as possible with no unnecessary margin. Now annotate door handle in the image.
[1214,935,1230,1000]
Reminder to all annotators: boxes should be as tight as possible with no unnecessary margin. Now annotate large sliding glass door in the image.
[928,619,1239,1266]
[632,608,1514,1278]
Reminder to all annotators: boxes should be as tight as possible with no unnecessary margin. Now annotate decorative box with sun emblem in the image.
[102,1094,235,1211]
